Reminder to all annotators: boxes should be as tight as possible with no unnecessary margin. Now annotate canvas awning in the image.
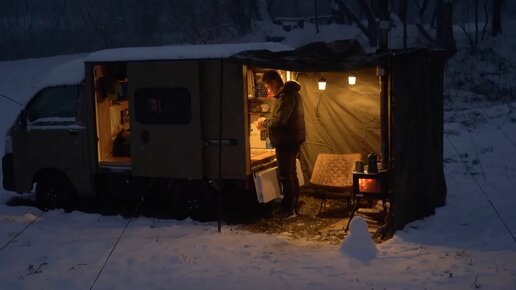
[231,39,378,72]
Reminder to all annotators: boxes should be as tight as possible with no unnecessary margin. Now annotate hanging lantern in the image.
[348,75,356,85]
[318,76,327,90]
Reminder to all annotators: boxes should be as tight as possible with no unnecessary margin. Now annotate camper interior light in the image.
[348,75,357,85]
[318,76,327,90]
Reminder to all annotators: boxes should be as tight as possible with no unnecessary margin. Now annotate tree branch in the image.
[334,0,373,44]
[416,23,435,43]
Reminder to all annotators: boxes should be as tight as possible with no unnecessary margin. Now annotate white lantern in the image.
[318,76,327,90]
[348,75,357,85]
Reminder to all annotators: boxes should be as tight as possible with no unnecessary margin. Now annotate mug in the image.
[355,161,364,172]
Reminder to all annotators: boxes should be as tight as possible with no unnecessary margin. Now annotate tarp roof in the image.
[231,39,378,72]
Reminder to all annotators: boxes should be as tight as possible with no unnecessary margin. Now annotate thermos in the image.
[367,152,378,173]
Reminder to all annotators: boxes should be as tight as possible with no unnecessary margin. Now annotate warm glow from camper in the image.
[348,75,357,85]
[318,77,326,90]
[286,71,291,81]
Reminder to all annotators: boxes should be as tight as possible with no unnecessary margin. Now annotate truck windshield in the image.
[26,85,78,123]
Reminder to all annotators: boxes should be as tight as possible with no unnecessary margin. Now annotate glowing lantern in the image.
[318,76,327,90]
[348,75,357,85]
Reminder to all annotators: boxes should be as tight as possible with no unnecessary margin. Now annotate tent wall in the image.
[296,68,381,179]
[390,50,447,230]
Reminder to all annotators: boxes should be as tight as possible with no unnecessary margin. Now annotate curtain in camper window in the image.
[134,87,191,124]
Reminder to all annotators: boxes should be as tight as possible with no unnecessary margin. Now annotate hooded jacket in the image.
[265,80,305,149]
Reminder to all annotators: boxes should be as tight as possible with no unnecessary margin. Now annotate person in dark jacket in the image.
[257,70,305,218]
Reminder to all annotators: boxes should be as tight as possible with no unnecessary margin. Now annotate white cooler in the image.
[254,159,304,203]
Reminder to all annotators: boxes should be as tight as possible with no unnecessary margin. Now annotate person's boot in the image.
[272,207,297,219]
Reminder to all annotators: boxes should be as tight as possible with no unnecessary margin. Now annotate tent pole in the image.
[380,63,389,169]
[217,58,224,233]
[379,0,390,168]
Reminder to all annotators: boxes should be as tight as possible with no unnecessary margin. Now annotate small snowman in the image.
[340,216,377,261]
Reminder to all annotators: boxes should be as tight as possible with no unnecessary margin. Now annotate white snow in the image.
[1,21,516,290]
[86,42,293,62]
[35,58,85,90]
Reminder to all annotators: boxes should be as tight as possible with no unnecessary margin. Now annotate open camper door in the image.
[128,61,202,178]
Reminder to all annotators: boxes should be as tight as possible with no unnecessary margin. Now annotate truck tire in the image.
[36,172,75,211]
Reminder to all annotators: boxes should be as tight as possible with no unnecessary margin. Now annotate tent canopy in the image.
[231,39,378,72]
[235,40,447,231]
[235,40,383,181]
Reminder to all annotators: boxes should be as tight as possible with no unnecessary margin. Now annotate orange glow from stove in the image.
[359,178,381,193]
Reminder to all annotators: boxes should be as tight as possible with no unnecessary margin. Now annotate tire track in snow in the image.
[476,105,516,148]
[0,211,44,253]
[444,127,516,243]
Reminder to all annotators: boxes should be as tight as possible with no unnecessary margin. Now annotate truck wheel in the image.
[36,172,75,211]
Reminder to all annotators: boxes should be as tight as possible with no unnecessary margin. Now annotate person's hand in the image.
[256,117,267,131]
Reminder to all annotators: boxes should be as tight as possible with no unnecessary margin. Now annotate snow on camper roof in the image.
[36,58,85,89]
[86,42,293,62]
[29,42,291,91]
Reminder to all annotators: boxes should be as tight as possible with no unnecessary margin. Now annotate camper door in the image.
[128,61,202,178]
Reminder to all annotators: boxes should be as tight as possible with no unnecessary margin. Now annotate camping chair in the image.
[309,153,363,214]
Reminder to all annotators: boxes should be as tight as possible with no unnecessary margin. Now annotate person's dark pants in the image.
[276,147,300,213]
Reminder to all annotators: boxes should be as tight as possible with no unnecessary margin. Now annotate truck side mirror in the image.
[18,109,27,128]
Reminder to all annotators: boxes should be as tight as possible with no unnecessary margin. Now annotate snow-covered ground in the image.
[1,22,516,289]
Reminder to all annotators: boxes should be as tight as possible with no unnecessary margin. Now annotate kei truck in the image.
[2,40,447,232]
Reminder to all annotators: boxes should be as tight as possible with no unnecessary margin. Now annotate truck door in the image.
[128,61,202,178]
[11,85,89,194]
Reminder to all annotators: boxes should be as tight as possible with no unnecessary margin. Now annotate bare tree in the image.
[333,0,377,46]
[126,0,164,44]
[162,0,256,44]
[435,0,457,58]
[491,0,502,36]
[399,0,409,48]
[356,0,377,46]
[458,0,491,51]
[474,0,479,44]
[378,0,389,50]
[481,0,489,41]
[78,0,123,49]
[413,0,436,43]
[257,0,273,23]
[18,0,36,54]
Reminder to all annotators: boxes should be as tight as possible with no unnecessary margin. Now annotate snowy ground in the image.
[2,25,516,289]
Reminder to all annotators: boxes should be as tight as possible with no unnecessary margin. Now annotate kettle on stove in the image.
[367,152,378,173]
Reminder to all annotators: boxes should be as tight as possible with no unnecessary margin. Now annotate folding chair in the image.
[309,153,362,214]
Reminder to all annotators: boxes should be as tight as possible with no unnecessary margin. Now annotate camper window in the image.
[26,85,78,123]
[134,87,191,124]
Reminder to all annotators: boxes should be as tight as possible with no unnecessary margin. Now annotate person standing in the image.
[256,70,305,218]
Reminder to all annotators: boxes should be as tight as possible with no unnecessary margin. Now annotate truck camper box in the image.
[3,40,446,232]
